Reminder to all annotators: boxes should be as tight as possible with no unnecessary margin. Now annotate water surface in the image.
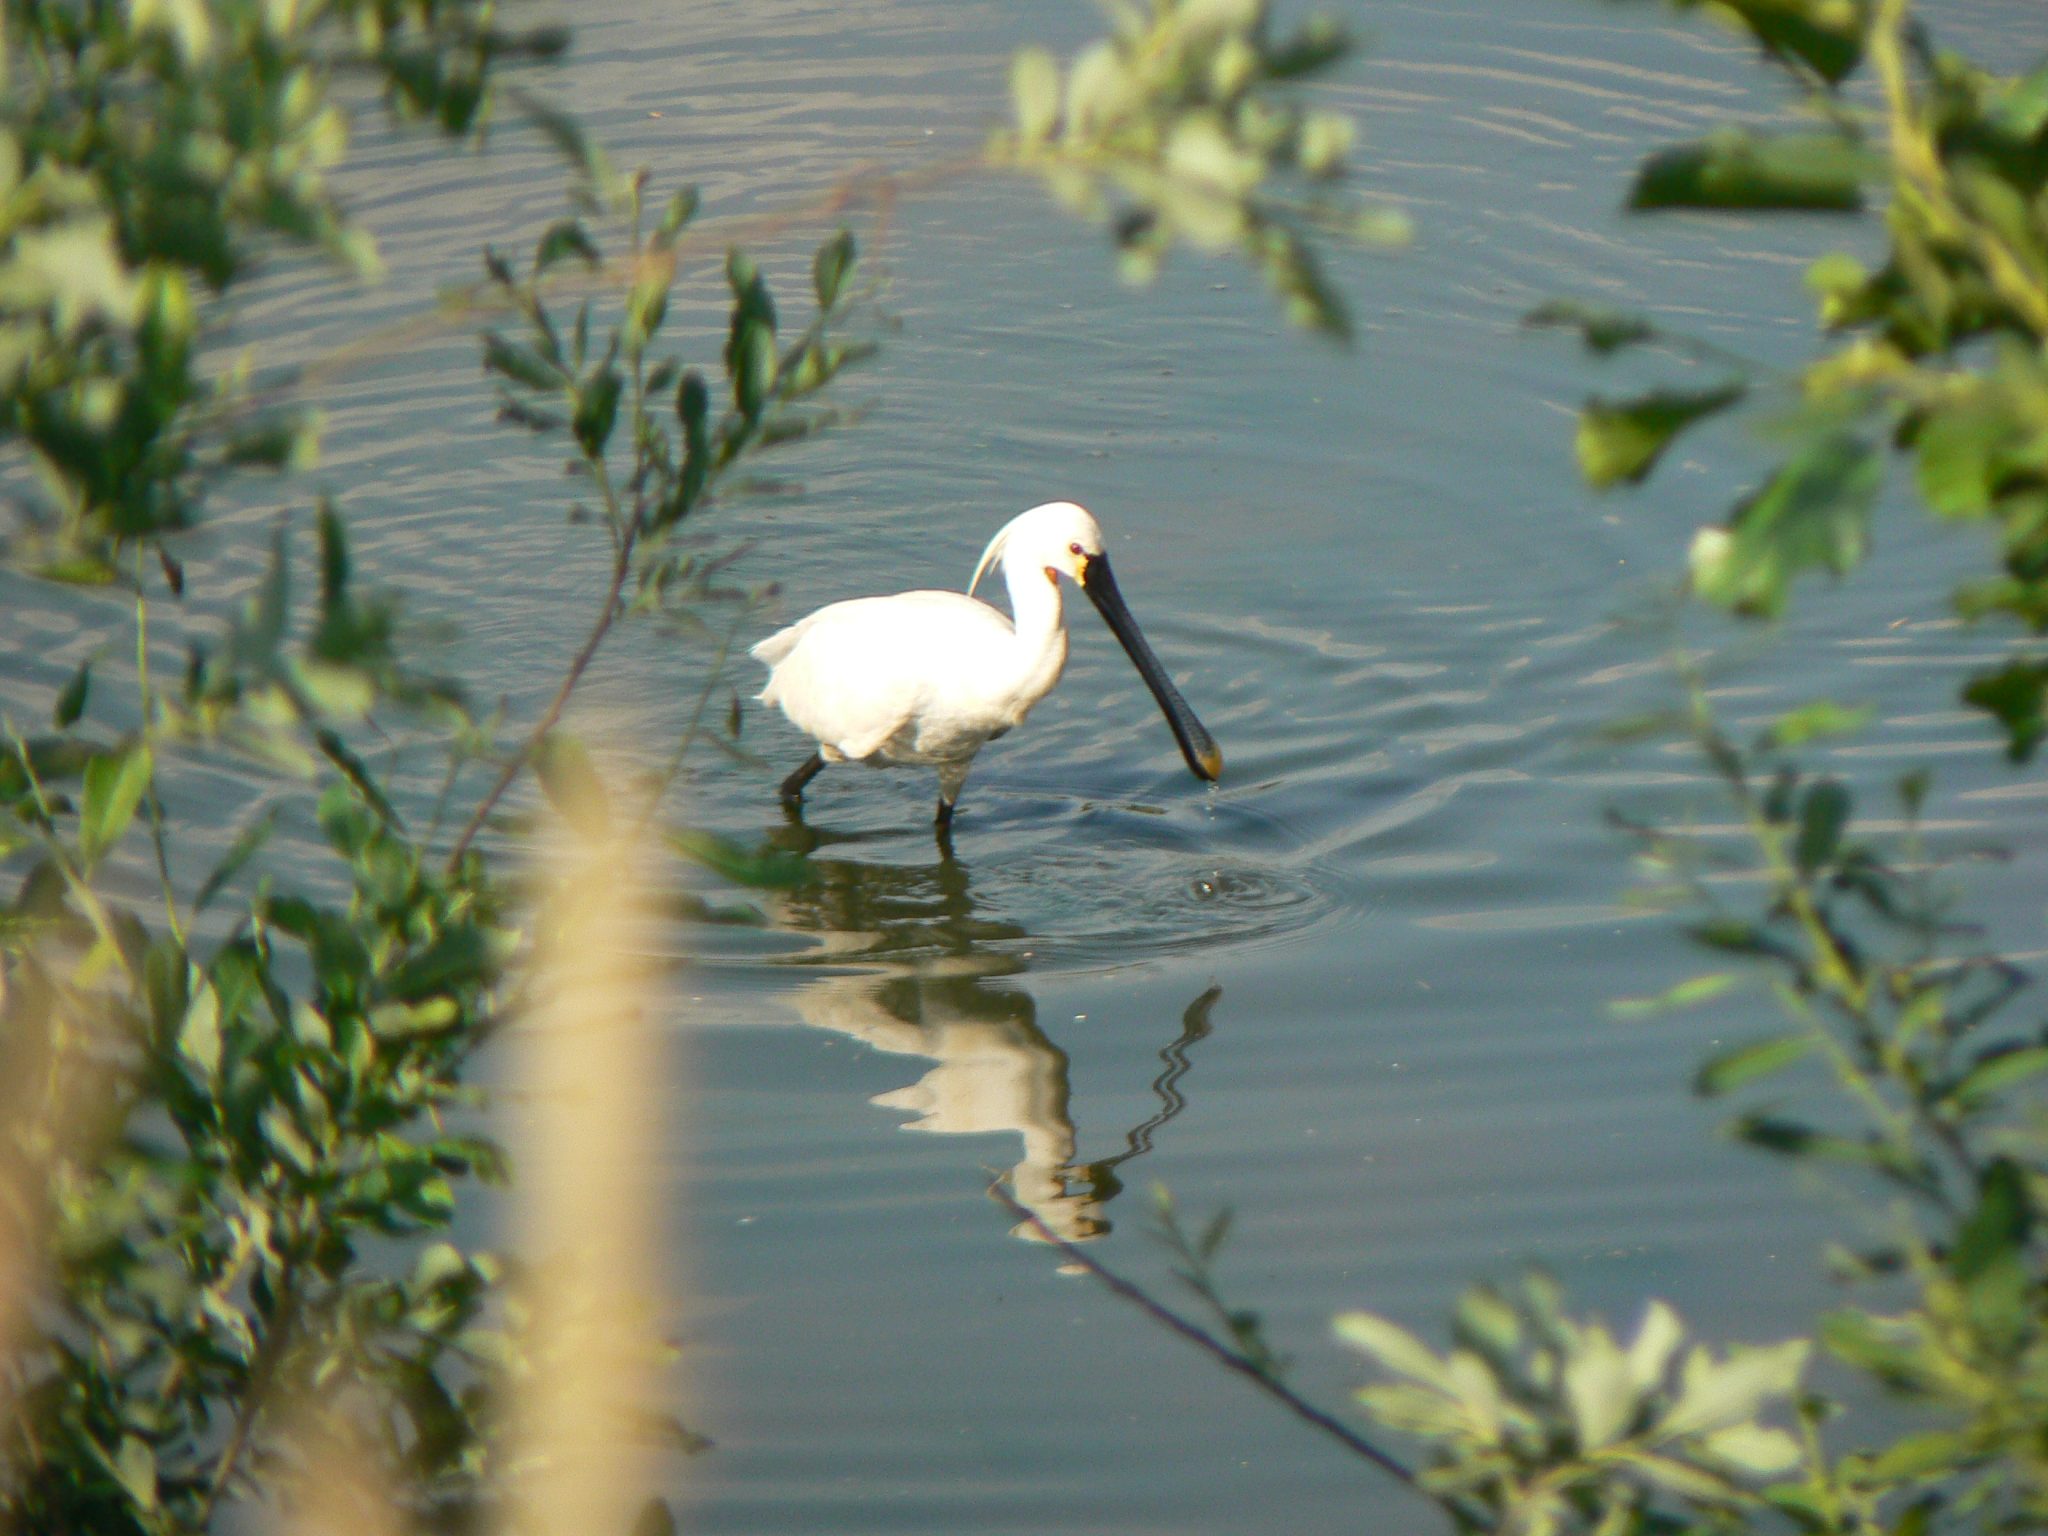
[7,1,2044,1531]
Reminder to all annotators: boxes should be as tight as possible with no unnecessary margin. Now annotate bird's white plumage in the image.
[752,502,1102,806]
[753,500,1217,824]
[755,589,1060,767]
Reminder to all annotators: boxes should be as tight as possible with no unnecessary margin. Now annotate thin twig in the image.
[241,151,982,418]
[988,1182,1426,1496]
[142,788,186,948]
[628,615,746,838]
[445,530,637,868]
[197,1260,301,1525]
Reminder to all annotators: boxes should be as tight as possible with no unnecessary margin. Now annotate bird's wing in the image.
[753,592,1016,760]
[748,624,804,670]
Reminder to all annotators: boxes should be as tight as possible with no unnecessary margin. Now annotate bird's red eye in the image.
[1068,542,1085,557]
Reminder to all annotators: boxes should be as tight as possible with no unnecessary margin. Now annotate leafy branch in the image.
[444,186,871,864]
[1541,0,2048,758]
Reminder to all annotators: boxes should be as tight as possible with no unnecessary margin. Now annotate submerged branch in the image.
[989,1182,1428,1499]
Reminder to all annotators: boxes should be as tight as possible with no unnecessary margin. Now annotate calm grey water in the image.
[6,0,2045,1530]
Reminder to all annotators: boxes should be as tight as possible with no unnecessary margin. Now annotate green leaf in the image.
[1451,1285,1521,1365]
[1962,660,2048,762]
[1735,1116,1904,1173]
[1820,1307,1925,1380]
[513,87,616,196]
[194,807,277,914]
[180,982,222,1079]
[625,264,671,351]
[729,317,777,421]
[724,248,778,366]
[1951,1158,2031,1349]
[236,531,291,667]
[812,228,857,310]
[1298,111,1354,178]
[1563,1329,1637,1450]
[1525,300,1657,354]
[483,333,564,392]
[1332,1311,1453,1390]
[1948,1045,2048,1110]
[316,500,350,608]
[535,219,600,272]
[1695,0,1868,84]
[1764,701,1871,748]
[222,414,316,469]
[1355,1380,1467,1437]
[1165,114,1262,198]
[1659,1339,1808,1437]
[1806,250,1872,325]
[1688,436,1881,618]
[1011,48,1062,144]
[3,218,143,331]
[1951,1158,2030,1285]
[1865,1430,1971,1482]
[369,997,460,1037]
[1262,228,1352,340]
[79,744,154,865]
[1701,1421,1802,1474]
[109,1435,159,1512]
[669,368,712,522]
[261,1105,319,1173]
[385,927,495,1002]
[534,732,611,836]
[1794,778,1850,872]
[291,1000,332,1049]
[498,397,563,433]
[38,555,119,586]
[53,660,90,728]
[1689,918,1783,957]
[573,366,622,458]
[1991,61,2048,138]
[654,188,701,247]
[1620,1451,1741,1501]
[316,730,401,829]
[1627,1300,1685,1390]
[1694,1033,1815,1097]
[677,369,710,450]
[666,828,814,889]
[1630,131,1865,212]
[299,663,374,720]
[1577,383,1745,489]
[1611,972,1737,1020]
[1267,16,1351,78]
[1064,41,1133,139]
[1915,392,2015,519]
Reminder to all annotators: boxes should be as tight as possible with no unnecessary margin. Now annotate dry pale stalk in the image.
[502,822,669,1536]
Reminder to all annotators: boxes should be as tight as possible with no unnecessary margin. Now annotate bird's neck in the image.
[1002,556,1067,649]
[990,554,1070,708]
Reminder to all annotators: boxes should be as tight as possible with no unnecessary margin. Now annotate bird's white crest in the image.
[967,501,1103,598]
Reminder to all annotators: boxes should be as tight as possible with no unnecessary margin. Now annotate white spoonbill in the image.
[751,501,1221,831]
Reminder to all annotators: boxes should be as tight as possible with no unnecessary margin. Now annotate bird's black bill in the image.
[1081,554,1223,782]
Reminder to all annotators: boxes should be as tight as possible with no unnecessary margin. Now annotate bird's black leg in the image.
[779,751,826,805]
[934,796,956,834]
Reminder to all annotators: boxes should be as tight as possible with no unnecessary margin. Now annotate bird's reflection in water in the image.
[759,819,1218,1243]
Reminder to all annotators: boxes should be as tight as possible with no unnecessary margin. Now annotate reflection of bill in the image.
[762,838,1218,1244]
